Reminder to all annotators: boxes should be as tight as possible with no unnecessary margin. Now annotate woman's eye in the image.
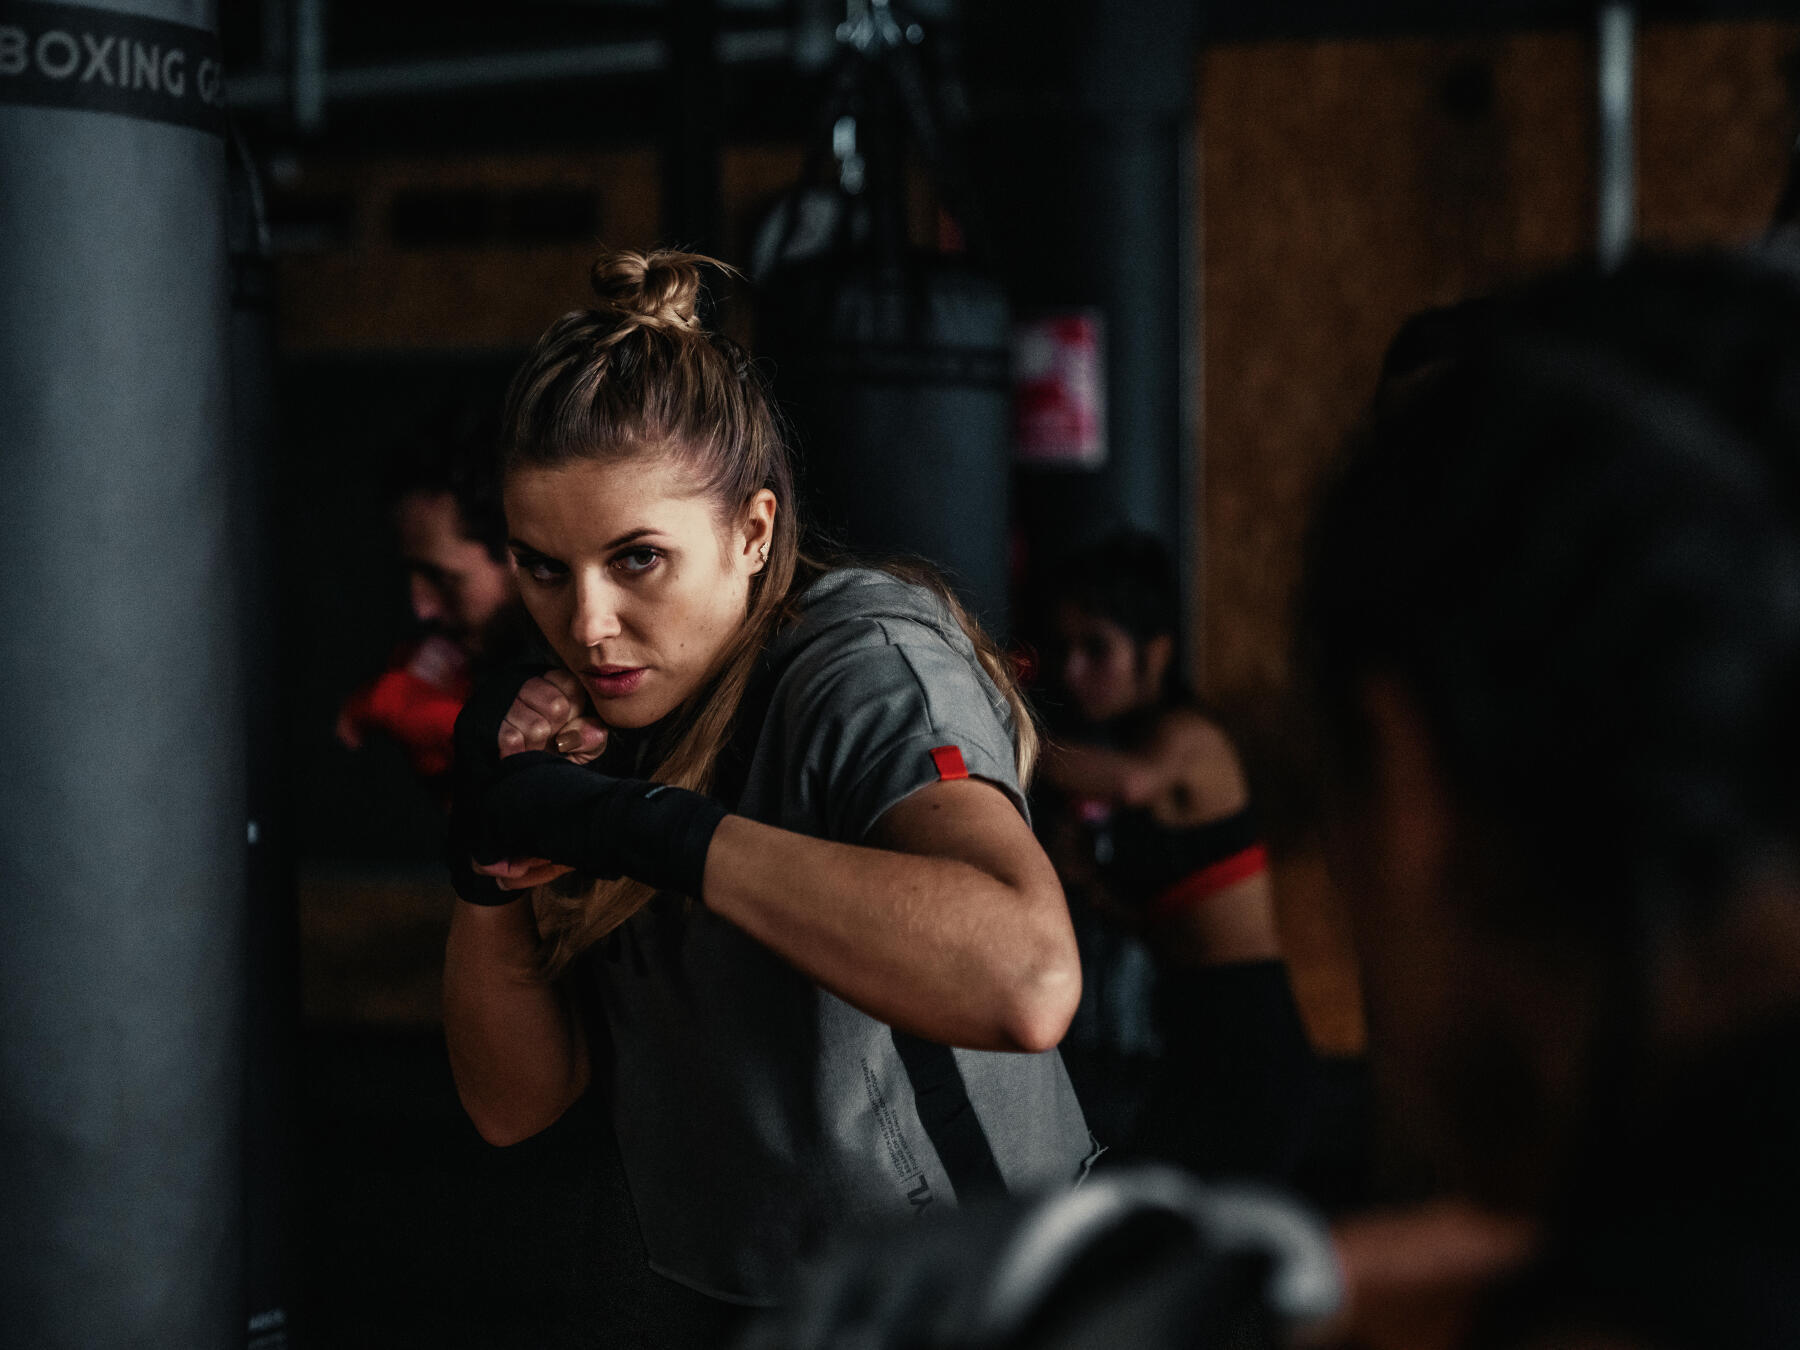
[514,555,565,584]
[615,547,661,575]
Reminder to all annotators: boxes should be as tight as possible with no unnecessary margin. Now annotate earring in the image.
[757,543,769,564]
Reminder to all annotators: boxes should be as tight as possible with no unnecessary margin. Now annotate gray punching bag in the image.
[758,17,1014,634]
[761,257,1013,634]
[0,4,244,1347]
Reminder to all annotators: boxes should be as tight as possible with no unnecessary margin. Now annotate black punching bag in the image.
[758,18,1013,634]
[760,256,1013,633]
[0,4,245,1346]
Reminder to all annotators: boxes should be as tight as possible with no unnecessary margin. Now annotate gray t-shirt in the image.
[582,568,1097,1305]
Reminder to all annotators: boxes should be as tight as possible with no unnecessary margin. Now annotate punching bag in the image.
[760,254,1013,633]
[0,3,246,1346]
[758,14,1013,635]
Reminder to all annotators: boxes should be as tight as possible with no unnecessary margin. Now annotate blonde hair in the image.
[502,249,1037,975]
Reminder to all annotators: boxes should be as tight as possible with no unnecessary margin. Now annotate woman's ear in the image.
[739,489,778,572]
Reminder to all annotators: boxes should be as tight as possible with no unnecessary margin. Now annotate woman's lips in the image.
[582,666,647,698]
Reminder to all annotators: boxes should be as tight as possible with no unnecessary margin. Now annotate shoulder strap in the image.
[890,1031,1008,1202]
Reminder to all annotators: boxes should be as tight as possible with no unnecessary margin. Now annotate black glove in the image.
[453,659,554,786]
[445,661,551,906]
[462,751,726,902]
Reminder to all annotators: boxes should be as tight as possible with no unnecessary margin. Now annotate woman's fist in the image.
[498,668,608,764]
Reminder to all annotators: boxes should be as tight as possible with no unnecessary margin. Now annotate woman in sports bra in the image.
[1035,528,1314,1181]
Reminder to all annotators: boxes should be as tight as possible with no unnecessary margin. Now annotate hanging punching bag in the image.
[758,18,1013,635]
[0,4,245,1346]
[760,255,1013,633]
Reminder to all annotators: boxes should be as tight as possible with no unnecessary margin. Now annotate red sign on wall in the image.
[1013,312,1107,469]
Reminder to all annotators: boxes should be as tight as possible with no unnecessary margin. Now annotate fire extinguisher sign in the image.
[1012,311,1107,470]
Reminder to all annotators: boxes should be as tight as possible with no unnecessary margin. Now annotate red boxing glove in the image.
[338,636,472,783]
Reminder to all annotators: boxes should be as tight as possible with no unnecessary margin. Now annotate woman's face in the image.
[504,455,773,729]
[1055,604,1160,725]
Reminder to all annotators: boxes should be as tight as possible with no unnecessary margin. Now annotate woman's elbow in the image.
[460,1101,550,1144]
[998,922,1082,1053]
[451,1052,590,1147]
[461,1090,576,1148]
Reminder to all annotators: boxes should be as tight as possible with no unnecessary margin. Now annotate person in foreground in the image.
[442,249,1094,1339]
[1300,246,1800,1349]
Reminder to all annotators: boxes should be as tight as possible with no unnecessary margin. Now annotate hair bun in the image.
[589,249,714,334]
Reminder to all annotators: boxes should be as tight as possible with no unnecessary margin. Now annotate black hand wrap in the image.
[445,661,550,906]
[468,751,726,901]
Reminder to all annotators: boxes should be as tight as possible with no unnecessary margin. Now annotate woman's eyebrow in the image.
[508,527,664,556]
[603,526,663,550]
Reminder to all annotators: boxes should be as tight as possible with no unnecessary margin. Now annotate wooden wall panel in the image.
[1637,21,1796,246]
[274,150,660,353]
[1198,32,1591,705]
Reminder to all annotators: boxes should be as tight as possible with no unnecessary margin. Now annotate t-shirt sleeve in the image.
[776,630,1027,844]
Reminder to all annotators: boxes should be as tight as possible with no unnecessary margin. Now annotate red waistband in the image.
[1147,842,1270,920]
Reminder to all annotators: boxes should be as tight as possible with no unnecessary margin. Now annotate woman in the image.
[1040,529,1280,974]
[1299,249,1800,1349]
[442,250,1095,1335]
[1033,529,1314,1182]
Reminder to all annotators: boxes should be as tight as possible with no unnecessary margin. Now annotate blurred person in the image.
[1299,248,1800,1350]
[335,404,522,793]
[443,250,1095,1343]
[1034,528,1315,1183]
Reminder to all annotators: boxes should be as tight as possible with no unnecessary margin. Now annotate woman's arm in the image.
[1045,709,1282,966]
[442,670,600,1146]
[1040,709,1248,826]
[1039,738,1166,805]
[443,894,591,1145]
[702,777,1081,1053]
[455,666,1078,1059]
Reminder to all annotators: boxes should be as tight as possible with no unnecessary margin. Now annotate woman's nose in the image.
[570,577,623,648]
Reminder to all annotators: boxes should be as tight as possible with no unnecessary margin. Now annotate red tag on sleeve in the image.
[928,745,970,781]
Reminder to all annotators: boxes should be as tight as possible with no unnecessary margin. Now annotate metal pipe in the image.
[290,0,326,133]
[226,30,790,113]
[1596,2,1636,270]
[970,0,1195,596]
[260,0,289,72]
